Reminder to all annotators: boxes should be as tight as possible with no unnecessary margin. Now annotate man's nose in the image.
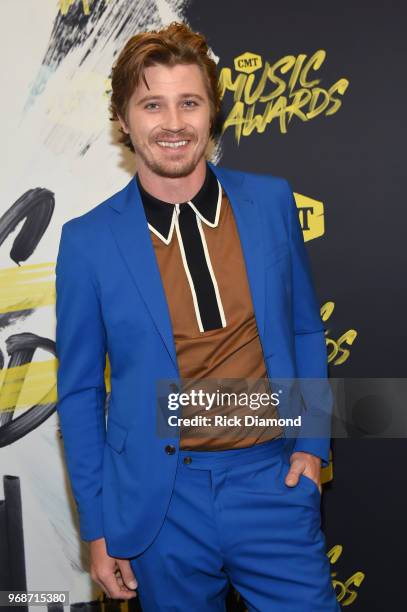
[161,106,186,132]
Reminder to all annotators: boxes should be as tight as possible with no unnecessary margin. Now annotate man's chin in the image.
[148,158,200,179]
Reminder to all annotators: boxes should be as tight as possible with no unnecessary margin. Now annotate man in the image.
[55,21,340,611]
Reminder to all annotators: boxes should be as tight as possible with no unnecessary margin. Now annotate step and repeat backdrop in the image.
[0,1,405,611]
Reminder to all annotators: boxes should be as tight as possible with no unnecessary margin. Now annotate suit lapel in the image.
[209,162,266,340]
[108,177,179,371]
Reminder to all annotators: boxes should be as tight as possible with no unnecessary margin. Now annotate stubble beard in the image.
[133,134,210,179]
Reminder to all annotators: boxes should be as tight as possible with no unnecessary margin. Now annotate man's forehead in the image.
[135,63,206,95]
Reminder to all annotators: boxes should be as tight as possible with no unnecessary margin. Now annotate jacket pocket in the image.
[106,418,128,453]
[299,472,321,496]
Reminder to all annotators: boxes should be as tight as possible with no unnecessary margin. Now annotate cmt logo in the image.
[294,193,325,242]
[234,52,262,74]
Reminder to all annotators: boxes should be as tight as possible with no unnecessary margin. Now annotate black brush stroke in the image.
[0,188,55,265]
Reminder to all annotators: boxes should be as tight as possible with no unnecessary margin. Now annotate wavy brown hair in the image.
[109,21,222,153]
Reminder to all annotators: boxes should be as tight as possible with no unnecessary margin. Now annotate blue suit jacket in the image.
[55,163,332,557]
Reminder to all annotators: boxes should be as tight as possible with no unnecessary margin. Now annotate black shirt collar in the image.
[136,163,221,244]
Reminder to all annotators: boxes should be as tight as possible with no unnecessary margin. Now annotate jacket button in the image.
[165,444,176,455]
[183,456,192,464]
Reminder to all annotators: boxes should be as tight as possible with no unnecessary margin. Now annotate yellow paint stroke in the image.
[322,302,358,365]
[59,0,112,15]
[59,0,92,15]
[47,70,111,132]
[328,545,365,606]
[0,357,111,413]
[0,263,56,313]
[219,50,350,143]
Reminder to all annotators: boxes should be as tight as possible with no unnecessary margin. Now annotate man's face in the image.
[119,63,212,178]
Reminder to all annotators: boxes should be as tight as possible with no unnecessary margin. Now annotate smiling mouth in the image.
[156,140,190,149]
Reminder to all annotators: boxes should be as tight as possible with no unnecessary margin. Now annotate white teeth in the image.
[157,140,188,148]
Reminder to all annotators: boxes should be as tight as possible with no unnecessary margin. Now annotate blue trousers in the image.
[130,438,340,611]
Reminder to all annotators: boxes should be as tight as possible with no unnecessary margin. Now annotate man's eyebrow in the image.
[179,93,206,100]
[136,93,206,105]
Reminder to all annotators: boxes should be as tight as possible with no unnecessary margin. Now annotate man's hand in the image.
[89,537,138,600]
[285,451,322,494]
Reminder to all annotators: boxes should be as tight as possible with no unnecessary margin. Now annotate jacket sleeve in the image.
[55,222,107,541]
[283,179,333,467]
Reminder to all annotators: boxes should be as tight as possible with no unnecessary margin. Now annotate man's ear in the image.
[117,114,129,134]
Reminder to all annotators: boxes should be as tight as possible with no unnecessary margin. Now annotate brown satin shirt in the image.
[137,165,283,450]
